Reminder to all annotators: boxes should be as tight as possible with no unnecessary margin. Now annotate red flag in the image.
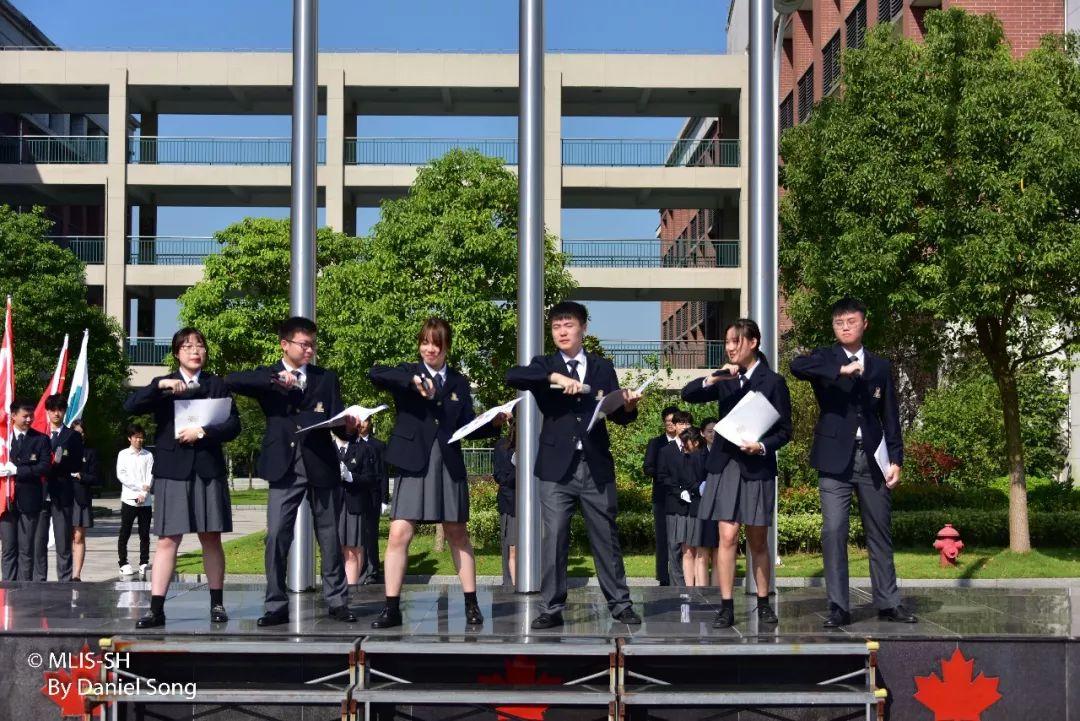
[0,296,15,514]
[32,334,69,434]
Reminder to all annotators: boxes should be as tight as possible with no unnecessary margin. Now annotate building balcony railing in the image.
[345,137,518,165]
[463,447,494,477]
[567,138,739,167]
[0,135,107,164]
[128,137,327,165]
[598,340,725,369]
[48,236,106,264]
[127,337,171,365]
[564,239,740,268]
[128,236,219,265]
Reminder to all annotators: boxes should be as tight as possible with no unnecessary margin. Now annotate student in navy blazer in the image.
[790,297,915,628]
[1,400,51,581]
[125,328,241,628]
[69,419,98,582]
[682,319,791,628]
[226,317,358,627]
[33,393,84,582]
[368,317,504,630]
[506,301,643,630]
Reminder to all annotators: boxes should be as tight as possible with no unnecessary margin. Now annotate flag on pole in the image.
[64,329,89,426]
[0,296,15,514]
[32,334,70,433]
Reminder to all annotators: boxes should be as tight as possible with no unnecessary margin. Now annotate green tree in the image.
[0,206,129,466]
[778,10,1080,551]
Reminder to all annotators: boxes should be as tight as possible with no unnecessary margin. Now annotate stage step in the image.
[83,682,350,706]
[620,683,883,706]
[353,682,614,704]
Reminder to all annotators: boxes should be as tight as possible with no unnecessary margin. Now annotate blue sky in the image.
[17,0,732,339]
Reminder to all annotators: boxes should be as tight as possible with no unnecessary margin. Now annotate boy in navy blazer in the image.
[33,394,84,581]
[790,297,916,627]
[227,317,358,626]
[506,301,643,630]
[0,400,50,581]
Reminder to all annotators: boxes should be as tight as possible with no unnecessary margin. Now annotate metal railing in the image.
[463,447,494,477]
[128,137,326,165]
[598,339,725,369]
[128,236,219,265]
[0,135,107,164]
[345,137,518,165]
[563,239,739,268]
[564,138,739,167]
[47,236,106,264]
[127,337,171,366]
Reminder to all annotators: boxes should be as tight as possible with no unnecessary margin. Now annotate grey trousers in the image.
[539,456,632,616]
[33,500,74,582]
[264,459,348,614]
[652,500,670,585]
[0,510,39,581]
[665,514,687,586]
[356,488,382,583]
[819,449,900,612]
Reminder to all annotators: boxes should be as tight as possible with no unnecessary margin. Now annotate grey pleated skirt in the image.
[500,512,518,545]
[151,475,233,536]
[689,516,719,548]
[667,513,694,546]
[698,460,774,527]
[72,501,94,528]
[390,441,469,523]
[338,505,374,547]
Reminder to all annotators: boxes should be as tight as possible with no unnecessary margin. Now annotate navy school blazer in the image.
[125,371,241,482]
[8,428,51,514]
[340,435,387,513]
[789,344,903,480]
[680,358,793,480]
[73,446,100,507]
[505,351,637,485]
[369,362,498,483]
[657,443,707,516]
[493,435,516,517]
[44,424,84,506]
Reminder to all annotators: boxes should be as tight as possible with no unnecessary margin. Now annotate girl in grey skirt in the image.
[658,426,710,586]
[123,327,241,629]
[368,318,506,629]
[681,318,792,628]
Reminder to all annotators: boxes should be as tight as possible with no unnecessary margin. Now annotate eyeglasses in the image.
[285,339,317,352]
[180,344,207,352]
[831,318,863,329]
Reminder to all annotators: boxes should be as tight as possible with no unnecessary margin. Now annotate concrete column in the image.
[1070,361,1080,484]
[104,69,129,331]
[737,73,750,317]
[141,111,158,164]
[543,68,562,243]
[324,67,346,232]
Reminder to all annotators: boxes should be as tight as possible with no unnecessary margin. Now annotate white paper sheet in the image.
[296,404,388,433]
[174,398,233,436]
[874,438,891,478]
[448,397,521,444]
[584,376,655,432]
[715,391,781,446]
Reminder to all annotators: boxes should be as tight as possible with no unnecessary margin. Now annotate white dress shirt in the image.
[560,348,588,449]
[845,347,865,439]
[116,447,154,507]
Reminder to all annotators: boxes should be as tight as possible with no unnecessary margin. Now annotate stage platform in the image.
[2,580,1077,720]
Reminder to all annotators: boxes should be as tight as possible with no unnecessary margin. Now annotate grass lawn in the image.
[228,488,270,505]
[176,527,1080,579]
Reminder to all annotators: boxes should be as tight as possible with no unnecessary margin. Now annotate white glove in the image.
[679,489,692,503]
[698,481,706,496]
[381,503,390,515]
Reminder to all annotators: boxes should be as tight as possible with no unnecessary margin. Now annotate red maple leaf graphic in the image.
[914,648,1002,721]
[478,655,563,721]
[40,643,108,718]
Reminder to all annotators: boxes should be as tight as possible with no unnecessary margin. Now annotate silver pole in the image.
[746,0,780,596]
[287,0,317,594]
[515,0,544,594]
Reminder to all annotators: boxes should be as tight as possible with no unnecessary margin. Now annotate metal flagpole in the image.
[287,0,317,594]
[514,0,544,594]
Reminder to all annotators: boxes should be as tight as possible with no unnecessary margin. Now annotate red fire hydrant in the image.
[933,524,964,567]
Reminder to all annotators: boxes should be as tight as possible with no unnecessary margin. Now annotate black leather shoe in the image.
[755,603,779,625]
[136,611,165,629]
[257,610,290,627]
[329,605,357,623]
[531,612,563,630]
[613,608,642,625]
[823,608,852,628]
[713,606,735,629]
[465,603,484,626]
[370,607,402,629]
[210,604,229,623]
[878,605,917,623]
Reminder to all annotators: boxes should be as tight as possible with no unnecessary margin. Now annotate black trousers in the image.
[118,504,152,567]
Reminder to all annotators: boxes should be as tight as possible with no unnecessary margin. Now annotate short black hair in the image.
[660,405,680,421]
[672,409,694,426]
[680,426,704,447]
[9,399,35,415]
[547,301,588,326]
[70,419,85,433]
[830,297,867,318]
[126,423,146,439]
[171,327,208,358]
[699,416,718,429]
[279,316,317,340]
[44,393,67,412]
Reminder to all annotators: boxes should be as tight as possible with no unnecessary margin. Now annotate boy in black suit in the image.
[0,400,50,581]
[33,394,84,581]
[356,418,388,586]
[506,301,643,630]
[790,297,915,627]
[227,317,358,626]
[642,404,680,586]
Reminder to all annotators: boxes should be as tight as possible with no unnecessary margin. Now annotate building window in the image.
[823,33,841,96]
[846,0,867,49]
[878,0,902,24]
[780,93,794,132]
[797,66,814,123]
